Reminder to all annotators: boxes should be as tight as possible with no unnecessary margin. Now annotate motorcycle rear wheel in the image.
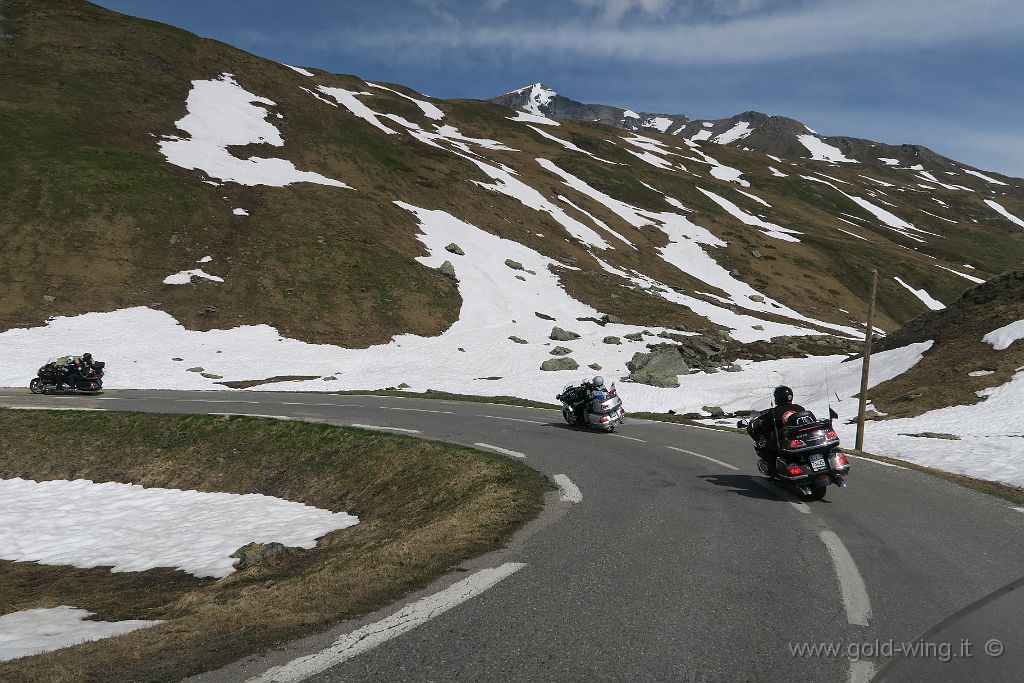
[809,486,827,501]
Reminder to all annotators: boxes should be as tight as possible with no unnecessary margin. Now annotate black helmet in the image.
[773,385,793,406]
[82,353,93,363]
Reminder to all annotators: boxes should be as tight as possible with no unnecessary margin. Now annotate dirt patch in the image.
[0,410,546,682]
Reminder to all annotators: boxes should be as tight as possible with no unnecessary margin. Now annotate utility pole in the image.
[855,269,878,451]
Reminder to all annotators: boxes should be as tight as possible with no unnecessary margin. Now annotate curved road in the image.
[2,389,1023,682]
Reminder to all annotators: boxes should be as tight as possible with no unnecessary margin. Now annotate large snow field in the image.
[158,74,349,188]
[0,606,161,662]
[796,135,857,163]
[0,478,359,578]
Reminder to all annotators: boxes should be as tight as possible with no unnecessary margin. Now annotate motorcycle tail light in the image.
[787,465,803,476]
[789,439,805,447]
[837,455,849,465]
[600,416,609,422]
[827,430,838,440]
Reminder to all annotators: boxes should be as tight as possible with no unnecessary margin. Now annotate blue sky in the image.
[96,0,1024,178]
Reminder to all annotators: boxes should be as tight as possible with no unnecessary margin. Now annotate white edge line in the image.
[350,424,421,434]
[612,434,646,443]
[819,530,872,626]
[381,406,455,414]
[248,562,526,683]
[666,446,739,471]
[552,474,583,503]
[848,659,876,683]
[477,415,547,425]
[473,442,527,458]
[789,500,812,514]
[847,454,907,470]
[1012,507,1024,514]
[4,406,105,411]
[209,413,294,420]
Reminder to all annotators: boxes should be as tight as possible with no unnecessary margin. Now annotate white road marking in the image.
[819,530,872,626]
[380,406,455,414]
[666,446,739,471]
[847,454,907,470]
[789,500,811,514]
[552,474,583,503]
[1012,507,1024,514]
[748,477,808,512]
[612,434,646,443]
[248,562,526,683]
[4,406,105,412]
[209,413,294,420]
[473,442,527,458]
[350,424,421,434]
[848,660,876,683]
[477,415,547,425]
[175,399,263,404]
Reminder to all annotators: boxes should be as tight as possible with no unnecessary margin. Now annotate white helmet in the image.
[592,375,605,388]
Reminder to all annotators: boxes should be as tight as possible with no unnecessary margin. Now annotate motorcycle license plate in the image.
[809,457,827,472]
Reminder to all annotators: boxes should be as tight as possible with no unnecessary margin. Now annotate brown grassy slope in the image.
[867,270,1024,417]
[3,0,1023,351]
[0,410,546,682]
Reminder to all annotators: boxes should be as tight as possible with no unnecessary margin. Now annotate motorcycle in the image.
[557,382,627,432]
[738,410,850,500]
[30,361,105,394]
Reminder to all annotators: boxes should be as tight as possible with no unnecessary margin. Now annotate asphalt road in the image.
[2,389,1023,682]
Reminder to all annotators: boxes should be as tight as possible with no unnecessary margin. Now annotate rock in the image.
[626,347,688,387]
[504,259,525,271]
[674,335,728,371]
[703,406,726,418]
[603,314,625,324]
[751,249,762,259]
[541,358,579,371]
[588,363,602,370]
[322,376,337,381]
[723,364,743,372]
[730,269,741,277]
[515,275,526,281]
[748,294,765,303]
[438,260,458,281]
[444,243,465,255]
[752,324,764,331]
[603,336,622,345]
[550,326,581,341]
[899,432,961,440]
[398,382,411,389]
[171,358,183,362]
[550,346,573,356]
[42,294,55,303]
[231,542,298,570]
[642,330,654,336]
[535,311,556,321]
[864,409,882,420]
[508,336,528,344]
[200,373,223,379]
[624,332,644,341]
[186,367,204,373]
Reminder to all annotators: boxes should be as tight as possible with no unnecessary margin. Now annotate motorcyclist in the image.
[748,385,807,475]
[573,375,607,423]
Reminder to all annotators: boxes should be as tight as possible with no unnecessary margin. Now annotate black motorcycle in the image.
[30,361,105,394]
[739,411,850,500]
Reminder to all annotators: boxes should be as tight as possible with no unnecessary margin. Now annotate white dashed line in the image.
[611,434,646,443]
[4,406,105,412]
[209,413,294,420]
[789,500,811,514]
[350,424,421,434]
[820,530,872,626]
[473,443,527,458]
[175,399,262,404]
[552,474,583,503]
[666,446,739,471]
[848,660,876,683]
[380,406,455,414]
[248,562,526,683]
[477,415,547,425]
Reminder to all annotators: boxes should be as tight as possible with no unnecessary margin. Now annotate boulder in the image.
[603,314,625,324]
[603,336,622,345]
[541,358,579,371]
[550,346,572,356]
[588,363,602,370]
[624,332,644,341]
[438,260,458,281]
[504,259,525,271]
[231,542,299,570]
[899,432,961,440]
[535,311,556,321]
[508,336,528,344]
[675,336,728,371]
[626,347,688,387]
[445,243,465,255]
[550,326,581,341]
[723,364,743,372]
[748,294,765,303]
[702,406,726,418]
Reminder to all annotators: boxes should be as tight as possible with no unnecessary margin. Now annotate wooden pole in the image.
[855,269,878,451]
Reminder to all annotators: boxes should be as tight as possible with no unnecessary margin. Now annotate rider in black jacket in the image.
[749,385,806,475]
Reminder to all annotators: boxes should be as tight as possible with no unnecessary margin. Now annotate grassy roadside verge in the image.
[0,410,547,682]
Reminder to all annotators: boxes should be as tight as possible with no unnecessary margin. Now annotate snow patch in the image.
[282,64,314,77]
[797,135,857,163]
[367,83,444,120]
[984,200,1024,229]
[894,277,944,311]
[162,269,224,286]
[712,121,753,145]
[0,477,358,578]
[983,320,1024,351]
[0,607,161,662]
[697,187,799,242]
[232,208,249,216]
[961,168,1008,186]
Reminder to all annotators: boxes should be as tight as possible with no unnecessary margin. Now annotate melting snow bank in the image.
[983,319,1024,350]
[0,606,161,662]
[158,74,349,188]
[162,268,224,285]
[0,478,359,578]
[985,199,1024,229]
[894,277,945,311]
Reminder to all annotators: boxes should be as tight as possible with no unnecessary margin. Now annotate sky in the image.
[95,0,1024,178]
